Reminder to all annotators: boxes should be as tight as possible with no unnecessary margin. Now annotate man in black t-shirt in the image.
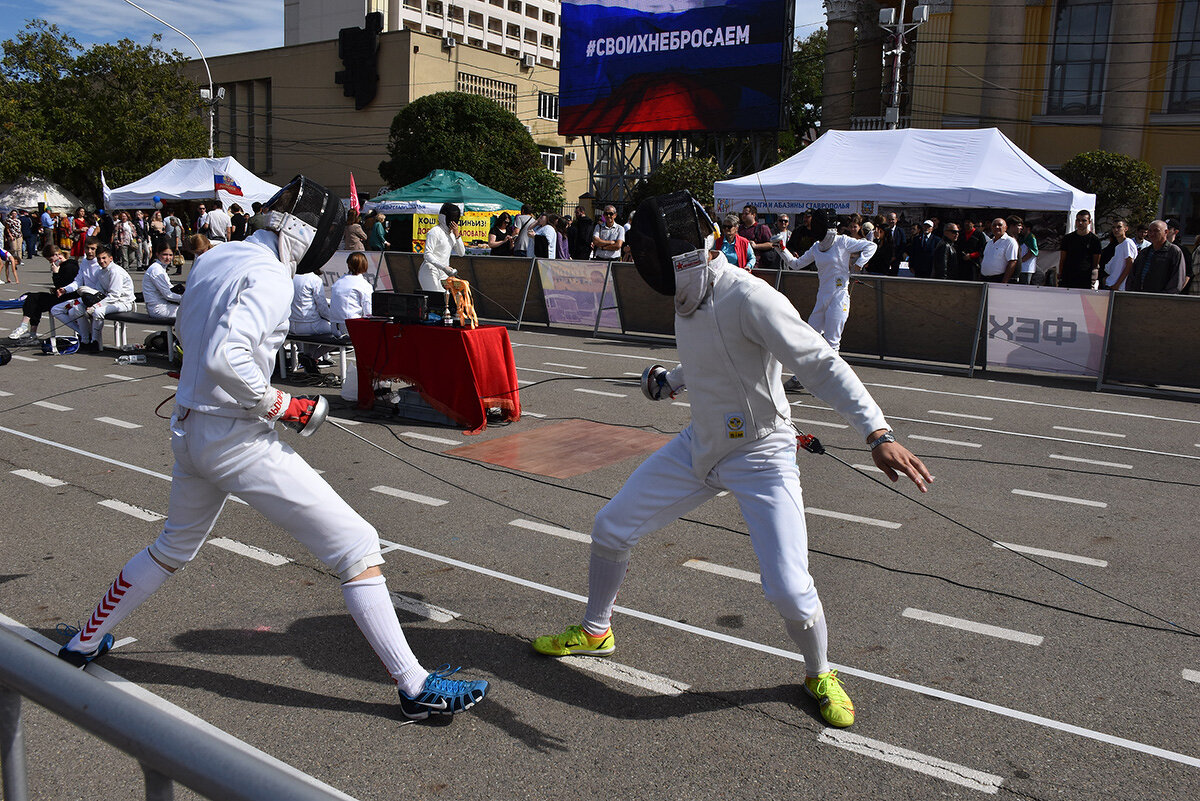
[1057,210,1102,288]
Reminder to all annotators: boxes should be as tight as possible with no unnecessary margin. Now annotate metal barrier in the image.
[0,627,357,801]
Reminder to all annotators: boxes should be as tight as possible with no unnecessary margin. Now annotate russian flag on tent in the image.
[214,173,243,196]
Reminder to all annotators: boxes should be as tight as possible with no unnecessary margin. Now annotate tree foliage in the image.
[1057,150,1160,224]
[379,91,563,210]
[779,29,825,157]
[0,21,209,200]
[631,157,729,208]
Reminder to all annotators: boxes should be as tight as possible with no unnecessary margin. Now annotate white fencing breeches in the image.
[808,284,850,352]
[591,426,821,622]
[150,410,384,582]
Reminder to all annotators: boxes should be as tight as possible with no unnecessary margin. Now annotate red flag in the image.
[348,173,360,213]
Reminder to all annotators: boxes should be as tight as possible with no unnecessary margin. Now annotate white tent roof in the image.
[0,176,86,212]
[102,157,281,210]
[714,128,1095,217]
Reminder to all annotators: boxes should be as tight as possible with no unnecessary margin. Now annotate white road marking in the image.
[11,469,66,487]
[162,384,178,391]
[909,434,981,448]
[853,463,885,473]
[807,507,901,529]
[1182,669,1200,684]
[560,655,690,696]
[793,417,848,429]
[0,390,12,396]
[902,608,1043,646]
[112,637,138,650]
[1011,489,1106,508]
[207,537,291,565]
[400,431,460,445]
[390,592,460,623]
[518,366,586,377]
[716,490,729,497]
[517,379,535,385]
[543,361,587,369]
[574,388,626,398]
[95,416,142,429]
[328,416,361,426]
[684,559,760,584]
[105,374,136,381]
[55,364,86,371]
[10,354,36,362]
[623,371,642,376]
[509,518,589,543]
[1053,426,1125,438]
[818,730,1003,795]
[0,614,357,800]
[672,401,690,407]
[97,499,165,522]
[523,411,546,418]
[33,401,72,411]
[322,542,1200,769]
[1048,453,1133,470]
[370,485,448,506]
[791,400,832,410]
[992,541,1108,567]
[510,342,665,363]
[927,409,994,421]
[864,381,1200,427]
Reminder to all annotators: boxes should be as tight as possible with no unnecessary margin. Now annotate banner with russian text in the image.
[985,285,1110,377]
[411,212,508,253]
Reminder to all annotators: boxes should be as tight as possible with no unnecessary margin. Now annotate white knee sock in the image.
[70,548,173,652]
[784,608,829,677]
[341,575,427,696]
[582,546,630,636]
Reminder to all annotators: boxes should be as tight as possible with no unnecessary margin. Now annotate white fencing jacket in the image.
[175,231,291,417]
[93,262,136,306]
[782,235,876,291]
[289,272,332,326]
[331,273,372,325]
[419,224,465,291]
[672,255,888,478]
[142,261,183,317]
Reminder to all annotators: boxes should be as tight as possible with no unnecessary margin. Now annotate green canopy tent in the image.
[368,169,521,215]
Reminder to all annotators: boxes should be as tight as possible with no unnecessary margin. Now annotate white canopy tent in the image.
[102,157,281,210]
[0,176,86,212]
[714,128,1095,220]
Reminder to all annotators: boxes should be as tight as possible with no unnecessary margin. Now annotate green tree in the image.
[779,29,825,157]
[379,92,563,209]
[630,157,729,208]
[1057,150,1160,225]
[0,21,208,199]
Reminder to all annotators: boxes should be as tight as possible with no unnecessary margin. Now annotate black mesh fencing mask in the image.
[265,175,347,274]
[628,191,714,296]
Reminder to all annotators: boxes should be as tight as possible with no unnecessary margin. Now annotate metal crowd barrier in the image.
[0,627,357,801]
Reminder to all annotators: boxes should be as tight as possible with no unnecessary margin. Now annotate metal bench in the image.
[280,332,353,384]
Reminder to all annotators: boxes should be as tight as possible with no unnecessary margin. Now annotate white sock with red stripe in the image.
[341,575,427,696]
[68,548,172,653]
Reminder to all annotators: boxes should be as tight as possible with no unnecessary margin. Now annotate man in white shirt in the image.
[1104,220,1138,291]
[535,214,558,259]
[418,203,466,292]
[980,218,1019,283]
[591,206,624,260]
[51,245,135,351]
[205,201,232,242]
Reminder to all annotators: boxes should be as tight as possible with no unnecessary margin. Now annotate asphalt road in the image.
[1,260,1197,800]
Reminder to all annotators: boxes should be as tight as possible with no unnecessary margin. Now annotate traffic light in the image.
[335,12,383,110]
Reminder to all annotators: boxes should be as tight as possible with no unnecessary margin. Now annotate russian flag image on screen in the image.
[559,0,789,136]
[214,174,244,196]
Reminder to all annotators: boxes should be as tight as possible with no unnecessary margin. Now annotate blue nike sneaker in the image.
[55,624,114,669]
[398,664,489,720]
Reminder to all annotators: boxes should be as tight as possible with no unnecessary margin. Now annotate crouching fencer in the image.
[533,193,931,728]
[57,176,488,720]
[50,244,135,352]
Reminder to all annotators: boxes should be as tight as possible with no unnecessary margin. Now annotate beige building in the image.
[183,25,586,207]
[822,0,1200,234]
[285,0,562,67]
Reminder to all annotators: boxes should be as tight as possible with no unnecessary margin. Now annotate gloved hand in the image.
[640,365,674,401]
[81,291,108,309]
[171,282,186,294]
[255,388,327,435]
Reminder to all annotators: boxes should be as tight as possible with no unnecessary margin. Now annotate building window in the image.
[524,29,537,43]
[1162,170,1200,237]
[508,0,521,12]
[427,1,444,15]
[456,71,518,112]
[541,146,564,174]
[542,10,555,24]
[1045,0,1111,115]
[404,0,420,10]
[525,4,538,20]
[488,18,501,33]
[1168,0,1200,113]
[538,91,559,120]
[506,22,520,38]
[541,33,554,48]
[468,11,483,28]
[448,5,463,21]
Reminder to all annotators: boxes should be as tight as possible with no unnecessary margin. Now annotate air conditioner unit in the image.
[443,35,457,49]
[522,54,535,69]
[566,151,576,163]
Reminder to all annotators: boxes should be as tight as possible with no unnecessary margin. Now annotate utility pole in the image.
[879,1,930,130]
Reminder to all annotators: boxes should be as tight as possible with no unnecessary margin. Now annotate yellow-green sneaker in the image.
[532,624,615,657]
[804,670,855,727]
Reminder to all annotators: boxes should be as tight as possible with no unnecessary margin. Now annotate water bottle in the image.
[115,354,147,365]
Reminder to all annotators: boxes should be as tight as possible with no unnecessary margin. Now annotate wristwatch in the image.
[868,430,896,450]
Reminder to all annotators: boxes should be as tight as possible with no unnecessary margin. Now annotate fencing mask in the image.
[627,191,716,316]
[264,175,346,275]
[439,202,462,228]
[810,209,837,251]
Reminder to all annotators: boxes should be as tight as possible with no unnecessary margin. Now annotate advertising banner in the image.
[714,198,857,217]
[985,285,1110,377]
[538,259,620,328]
[559,0,790,135]
[411,211,510,252]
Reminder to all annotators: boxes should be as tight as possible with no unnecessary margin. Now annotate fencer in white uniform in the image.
[533,192,931,728]
[142,243,184,319]
[51,244,135,351]
[289,270,334,336]
[57,176,488,720]
[418,202,466,292]
[331,251,373,337]
[781,212,876,352]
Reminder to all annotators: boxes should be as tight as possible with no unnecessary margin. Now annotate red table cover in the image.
[346,319,521,434]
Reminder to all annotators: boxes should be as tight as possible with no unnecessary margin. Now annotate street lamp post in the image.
[121,0,218,156]
[878,2,930,130]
